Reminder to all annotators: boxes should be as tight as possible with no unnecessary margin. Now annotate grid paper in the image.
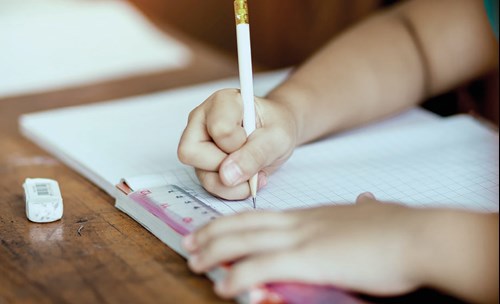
[128,116,499,215]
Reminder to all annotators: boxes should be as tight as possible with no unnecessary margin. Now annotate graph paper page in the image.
[125,115,499,215]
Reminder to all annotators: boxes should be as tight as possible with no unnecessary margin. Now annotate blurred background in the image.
[1,0,497,124]
[0,0,190,97]
[131,0,387,68]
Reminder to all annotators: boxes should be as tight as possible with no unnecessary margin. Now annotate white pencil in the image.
[234,0,258,209]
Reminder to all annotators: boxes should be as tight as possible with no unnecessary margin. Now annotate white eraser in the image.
[23,178,63,223]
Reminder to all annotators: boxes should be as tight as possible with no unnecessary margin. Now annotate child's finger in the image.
[178,110,227,171]
[206,90,248,154]
[216,251,306,298]
[195,169,252,200]
[188,229,303,273]
[219,127,293,187]
[356,192,377,204]
[186,211,293,252]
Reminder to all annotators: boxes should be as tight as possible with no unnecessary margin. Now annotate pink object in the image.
[129,188,367,304]
[129,190,191,235]
[252,282,368,304]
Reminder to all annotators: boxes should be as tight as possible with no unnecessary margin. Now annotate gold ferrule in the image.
[234,0,249,25]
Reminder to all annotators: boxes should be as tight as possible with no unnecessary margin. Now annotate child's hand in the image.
[178,89,298,200]
[182,193,426,299]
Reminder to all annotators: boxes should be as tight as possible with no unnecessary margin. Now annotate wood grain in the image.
[0,2,492,303]
[0,25,236,304]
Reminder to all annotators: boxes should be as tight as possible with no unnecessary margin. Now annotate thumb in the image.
[219,127,292,187]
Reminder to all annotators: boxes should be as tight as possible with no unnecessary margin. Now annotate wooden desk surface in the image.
[0,28,237,304]
[0,23,470,304]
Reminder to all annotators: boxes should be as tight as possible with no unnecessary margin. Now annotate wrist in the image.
[267,79,347,146]
[266,76,363,146]
[266,86,308,147]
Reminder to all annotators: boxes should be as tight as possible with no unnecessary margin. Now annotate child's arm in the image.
[178,0,498,200]
[269,0,498,145]
[183,195,499,304]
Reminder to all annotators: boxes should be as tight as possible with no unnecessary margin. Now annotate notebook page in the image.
[20,70,291,195]
[128,116,499,214]
[20,67,437,196]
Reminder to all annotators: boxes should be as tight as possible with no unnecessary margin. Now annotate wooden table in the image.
[0,26,238,304]
[0,23,470,304]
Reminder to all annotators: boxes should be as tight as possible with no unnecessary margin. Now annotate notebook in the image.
[20,69,499,303]
[110,113,500,246]
[120,115,499,215]
[19,69,437,196]
[110,114,498,303]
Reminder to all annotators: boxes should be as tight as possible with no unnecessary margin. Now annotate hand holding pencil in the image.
[177,89,297,202]
[178,1,298,203]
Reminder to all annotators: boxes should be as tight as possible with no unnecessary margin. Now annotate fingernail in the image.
[361,192,375,199]
[222,160,243,186]
[182,234,196,251]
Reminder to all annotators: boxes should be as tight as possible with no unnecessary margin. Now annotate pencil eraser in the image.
[23,178,63,223]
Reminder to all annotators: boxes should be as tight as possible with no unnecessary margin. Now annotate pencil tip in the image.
[252,197,256,209]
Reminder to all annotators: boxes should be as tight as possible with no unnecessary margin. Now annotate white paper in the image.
[147,116,499,214]
[19,70,291,195]
[19,69,437,197]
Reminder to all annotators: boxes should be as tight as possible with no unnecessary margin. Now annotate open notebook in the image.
[121,115,499,215]
[111,114,499,303]
[20,69,437,196]
[19,69,499,303]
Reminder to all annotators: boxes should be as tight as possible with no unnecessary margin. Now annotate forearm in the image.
[411,209,499,304]
[267,0,498,146]
[268,10,424,145]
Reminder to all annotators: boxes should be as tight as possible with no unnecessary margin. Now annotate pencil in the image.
[234,0,258,208]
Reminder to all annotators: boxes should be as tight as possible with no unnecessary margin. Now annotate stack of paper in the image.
[20,69,499,304]
[19,70,438,196]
